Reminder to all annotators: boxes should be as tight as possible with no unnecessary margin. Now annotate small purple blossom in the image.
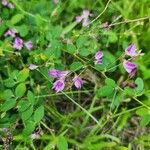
[13,37,23,50]
[52,79,65,93]
[73,76,83,89]
[94,59,103,64]
[25,41,33,50]
[76,16,83,23]
[30,133,40,139]
[125,43,144,57]
[29,64,38,70]
[4,29,17,37]
[2,0,7,6]
[94,51,103,64]
[48,69,69,78]
[76,10,92,27]
[7,2,14,9]
[123,60,137,74]
[95,51,103,60]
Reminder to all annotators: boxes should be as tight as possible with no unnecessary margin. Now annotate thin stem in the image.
[35,90,93,98]
[110,16,150,27]
[89,0,111,25]
[37,69,100,126]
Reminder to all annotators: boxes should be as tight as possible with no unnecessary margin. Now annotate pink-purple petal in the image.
[52,79,65,92]
[73,76,83,89]
[123,60,137,74]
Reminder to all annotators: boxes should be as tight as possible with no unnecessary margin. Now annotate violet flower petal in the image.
[13,37,23,50]
[2,0,7,6]
[73,76,83,89]
[125,43,138,57]
[123,60,137,74]
[95,51,103,60]
[29,64,38,70]
[52,79,65,93]
[25,41,33,50]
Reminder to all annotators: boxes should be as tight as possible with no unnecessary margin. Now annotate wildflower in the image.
[73,76,83,89]
[2,0,7,6]
[29,64,38,70]
[7,3,14,9]
[25,41,33,50]
[13,37,23,50]
[48,69,69,78]
[52,79,65,93]
[30,133,40,139]
[125,43,143,57]
[100,22,110,29]
[75,10,92,27]
[94,51,103,64]
[95,51,103,60]
[123,60,137,74]
[4,29,17,37]
[53,0,59,4]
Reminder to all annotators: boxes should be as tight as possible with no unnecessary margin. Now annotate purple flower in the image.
[73,76,83,89]
[13,37,23,50]
[29,64,38,70]
[2,0,7,6]
[94,51,103,64]
[123,60,137,74]
[52,79,65,93]
[48,69,69,78]
[4,29,17,37]
[25,41,33,50]
[94,59,103,65]
[7,3,14,9]
[95,51,103,60]
[75,16,83,23]
[125,43,144,57]
[75,10,92,27]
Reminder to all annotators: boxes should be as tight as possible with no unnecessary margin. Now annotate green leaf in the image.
[97,85,114,97]
[23,121,35,136]
[21,106,33,122]
[18,101,31,112]
[15,83,26,98]
[1,99,16,111]
[57,136,68,150]
[17,68,29,82]
[67,44,76,54]
[2,89,14,100]
[4,78,16,88]
[124,87,135,96]
[107,31,118,43]
[135,77,144,95]
[34,106,44,123]
[136,108,150,116]
[70,61,83,71]
[62,22,77,35]
[76,35,88,48]
[105,78,116,88]
[15,25,29,37]
[79,47,90,56]
[140,115,150,127]
[27,91,35,105]
[11,14,24,25]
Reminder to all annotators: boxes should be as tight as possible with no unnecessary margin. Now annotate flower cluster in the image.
[75,10,92,27]
[94,51,103,64]
[48,69,83,93]
[2,0,14,9]
[4,29,33,50]
[123,43,143,76]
